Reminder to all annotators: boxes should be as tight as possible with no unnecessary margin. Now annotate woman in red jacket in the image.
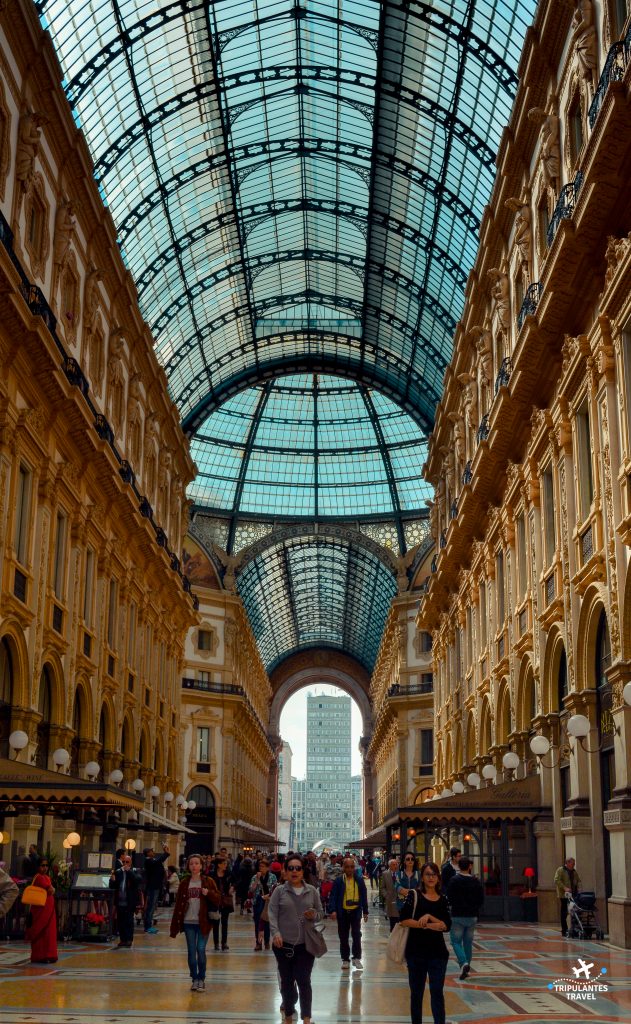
[25,860,57,963]
[170,854,220,991]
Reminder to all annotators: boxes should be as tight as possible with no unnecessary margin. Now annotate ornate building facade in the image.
[417,0,631,947]
[0,0,197,858]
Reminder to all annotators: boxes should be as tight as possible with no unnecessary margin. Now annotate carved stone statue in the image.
[53,200,76,268]
[441,446,455,499]
[505,197,532,275]
[107,332,125,387]
[83,264,101,327]
[488,268,510,333]
[16,111,45,188]
[457,371,478,431]
[448,411,465,465]
[425,498,438,543]
[527,106,560,188]
[572,0,597,82]
[475,327,494,385]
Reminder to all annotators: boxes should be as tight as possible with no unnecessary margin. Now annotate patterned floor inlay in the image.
[0,914,628,1022]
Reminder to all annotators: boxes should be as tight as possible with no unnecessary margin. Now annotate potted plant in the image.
[85,911,105,936]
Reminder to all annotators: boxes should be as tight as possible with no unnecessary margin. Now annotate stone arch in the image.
[541,625,567,714]
[138,722,152,769]
[121,712,135,761]
[167,739,177,779]
[479,696,493,756]
[575,583,608,692]
[231,520,399,576]
[72,676,94,739]
[515,656,537,733]
[269,650,372,738]
[436,739,443,784]
[496,680,511,746]
[154,730,165,777]
[0,620,29,708]
[454,722,463,772]
[444,731,453,778]
[38,648,65,726]
[98,697,117,751]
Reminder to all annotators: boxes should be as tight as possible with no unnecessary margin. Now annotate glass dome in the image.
[188,373,432,521]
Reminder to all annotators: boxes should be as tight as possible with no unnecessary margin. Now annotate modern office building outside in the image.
[303,693,352,850]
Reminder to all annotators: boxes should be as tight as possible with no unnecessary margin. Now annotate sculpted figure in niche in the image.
[488,268,510,333]
[441,446,456,502]
[426,498,438,544]
[83,265,101,328]
[527,106,560,189]
[16,111,45,188]
[505,197,532,275]
[107,331,125,431]
[457,370,478,431]
[448,411,465,466]
[572,0,598,82]
[53,200,76,268]
[474,327,494,386]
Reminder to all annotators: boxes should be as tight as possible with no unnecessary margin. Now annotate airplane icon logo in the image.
[571,959,594,980]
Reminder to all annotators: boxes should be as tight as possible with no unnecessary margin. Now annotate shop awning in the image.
[386,775,551,827]
[138,805,196,835]
[0,758,145,810]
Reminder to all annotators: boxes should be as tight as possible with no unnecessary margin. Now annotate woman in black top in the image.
[399,861,451,1024]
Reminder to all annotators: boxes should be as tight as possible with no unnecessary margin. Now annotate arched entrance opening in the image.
[184,785,216,858]
[0,638,13,759]
[35,665,52,769]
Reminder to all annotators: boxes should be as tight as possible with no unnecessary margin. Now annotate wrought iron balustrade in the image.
[517,282,542,331]
[95,414,114,443]
[589,41,626,129]
[431,554,437,573]
[388,681,433,697]
[494,357,512,394]
[476,414,489,444]
[119,460,135,484]
[450,500,457,519]
[462,460,472,485]
[182,677,243,696]
[581,523,594,562]
[63,357,89,395]
[439,530,447,548]
[546,171,584,247]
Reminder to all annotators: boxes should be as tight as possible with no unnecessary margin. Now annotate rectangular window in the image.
[128,602,137,665]
[496,550,505,626]
[83,548,94,626]
[517,514,527,599]
[107,578,118,649]
[542,468,556,566]
[198,629,212,651]
[14,464,31,565]
[576,402,594,520]
[420,729,433,765]
[53,511,66,599]
[466,605,473,668]
[145,622,153,676]
[614,0,629,35]
[199,670,211,683]
[197,727,210,763]
[479,581,487,647]
[159,642,166,694]
[569,93,583,164]
[455,628,462,680]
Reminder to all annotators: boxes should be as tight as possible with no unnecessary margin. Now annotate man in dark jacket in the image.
[445,856,484,980]
[22,844,40,879]
[109,854,143,948]
[440,846,461,888]
[329,856,369,970]
[142,843,169,933]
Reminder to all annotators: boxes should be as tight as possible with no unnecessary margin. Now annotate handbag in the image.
[303,919,327,958]
[221,892,234,912]
[21,884,47,907]
[207,909,220,921]
[387,890,417,964]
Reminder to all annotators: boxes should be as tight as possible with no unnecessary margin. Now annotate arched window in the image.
[70,688,84,776]
[0,638,13,758]
[189,785,214,808]
[557,648,568,711]
[35,665,52,769]
[595,611,614,898]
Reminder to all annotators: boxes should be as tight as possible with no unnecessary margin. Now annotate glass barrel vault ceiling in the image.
[39,0,538,433]
[188,373,432,521]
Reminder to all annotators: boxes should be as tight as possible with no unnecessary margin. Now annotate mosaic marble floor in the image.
[0,911,628,1022]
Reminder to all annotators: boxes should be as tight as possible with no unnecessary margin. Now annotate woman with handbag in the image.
[247,857,278,950]
[209,855,234,950]
[24,858,57,963]
[268,854,323,1024]
[398,862,451,1024]
[395,852,422,910]
[169,854,220,991]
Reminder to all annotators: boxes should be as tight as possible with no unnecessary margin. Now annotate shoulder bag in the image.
[21,884,47,907]
[387,889,417,964]
[304,919,327,958]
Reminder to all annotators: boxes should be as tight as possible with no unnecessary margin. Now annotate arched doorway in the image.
[0,638,13,758]
[184,785,216,858]
[35,665,52,769]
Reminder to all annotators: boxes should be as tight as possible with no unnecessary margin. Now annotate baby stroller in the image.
[567,891,605,940]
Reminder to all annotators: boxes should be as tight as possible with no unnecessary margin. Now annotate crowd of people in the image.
[2,843,579,1024]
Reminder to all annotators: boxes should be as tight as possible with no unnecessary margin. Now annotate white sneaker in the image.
[341,960,350,969]
[352,958,363,970]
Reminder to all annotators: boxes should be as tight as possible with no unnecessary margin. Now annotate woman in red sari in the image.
[25,860,58,963]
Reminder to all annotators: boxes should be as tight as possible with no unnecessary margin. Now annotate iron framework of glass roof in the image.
[188,373,433,552]
[39,0,537,434]
[38,0,538,672]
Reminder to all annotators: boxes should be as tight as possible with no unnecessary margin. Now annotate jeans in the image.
[253,897,270,945]
[183,923,209,980]
[273,943,314,1018]
[406,953,447,1024]
[337,909,362,960]
[144,888,159,930]
[211,907,231,947]
[560,897,569,935]
[450,916,477,966]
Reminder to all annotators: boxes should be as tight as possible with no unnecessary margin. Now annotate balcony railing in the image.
[182,677,243,696]
[387,682,433,698]
[476,414,489,444]
[494,357,512,394]
[546,171,584,247]
[462,460,472,485]
[517,282,542,331]
[589,39,626,129]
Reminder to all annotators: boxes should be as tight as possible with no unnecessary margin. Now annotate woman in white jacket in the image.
[268,855,323,1024]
